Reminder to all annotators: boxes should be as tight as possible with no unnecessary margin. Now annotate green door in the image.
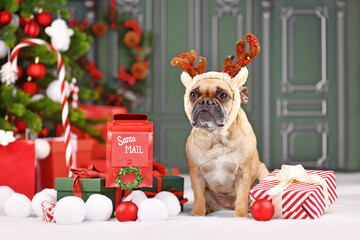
[70,0,359,171]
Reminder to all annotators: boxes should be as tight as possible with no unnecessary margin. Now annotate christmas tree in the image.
[0,0,103,142]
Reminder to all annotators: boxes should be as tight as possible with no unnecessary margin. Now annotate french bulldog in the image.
[171,34,269,217]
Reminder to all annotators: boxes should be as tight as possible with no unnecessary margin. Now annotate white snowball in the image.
[32,192,57,217]
[85,194,113,221]
[54,196,86,225]
[46,80,69,103]
[0,186,15,207]
[155,191,181,216]
[41,188,57,200]
[4,193,32,218]
[138,198,169,222]
[35,138,51,159]
[123,190,148,208]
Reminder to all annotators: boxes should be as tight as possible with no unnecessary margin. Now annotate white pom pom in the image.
[0,39,8,59]
[85,194,113,221]
[54,196,86,225]
[0,62,17,85]
[46,80,69,103]
[41,188,57,200]
[32,192,56,217]
[138,198,169,222]
[0,186,15,207]
[155,191,181,216]
[123,190,148,208]
[45,19,74,52]
[31,93,44,102]
[35,139,51,159]
[4,193,32,218]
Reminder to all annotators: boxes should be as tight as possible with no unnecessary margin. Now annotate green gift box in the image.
[55,177,119,215]
[138,176,187,210]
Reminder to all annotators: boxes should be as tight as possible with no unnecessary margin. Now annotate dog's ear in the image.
[232,67,249,88]
[180,71,193,88]
[240,86,249,104]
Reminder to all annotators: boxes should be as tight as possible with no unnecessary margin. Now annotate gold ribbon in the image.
[264,164,330,218]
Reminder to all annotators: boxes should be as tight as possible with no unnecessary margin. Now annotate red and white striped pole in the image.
[10,38,73,176]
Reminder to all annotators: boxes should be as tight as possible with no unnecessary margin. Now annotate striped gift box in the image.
[250,169,337,219]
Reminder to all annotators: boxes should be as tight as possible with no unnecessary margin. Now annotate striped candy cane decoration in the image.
[10,38,73,176]
[41,200,56,223]
[69,77,79,108]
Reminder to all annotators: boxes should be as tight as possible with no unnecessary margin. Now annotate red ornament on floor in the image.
[27,63,46,79]
[24,20,40,38]
[251,199,274,221]
[115,201,138,222]
[21,81,38,96]
[0,11,12,26]
[36,11,52,27]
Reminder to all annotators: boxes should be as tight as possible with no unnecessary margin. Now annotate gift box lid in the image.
[55,177,115,192]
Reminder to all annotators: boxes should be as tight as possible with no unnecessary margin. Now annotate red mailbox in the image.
[106,114,153,188]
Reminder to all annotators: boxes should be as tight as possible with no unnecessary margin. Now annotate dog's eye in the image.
[220,93,228,100]
[190,92,196,99]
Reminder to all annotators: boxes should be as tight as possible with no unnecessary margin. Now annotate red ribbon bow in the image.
[71,165,106,198]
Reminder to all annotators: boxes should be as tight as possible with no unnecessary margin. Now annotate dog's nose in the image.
[199,98,215,106]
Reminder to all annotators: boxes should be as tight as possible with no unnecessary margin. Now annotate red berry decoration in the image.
[0,11,12,26]
[24,20,40,38]
[251,199,274,221]
[115,201,138,222]
[17,66,23,79]
[21,81,38,96]
[36,11,52,27]
[15,119,27,132]
[27,62,46,79]
[38,128,49,138]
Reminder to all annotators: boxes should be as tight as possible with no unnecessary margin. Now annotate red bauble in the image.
[251,199,274,221]
[24,20,40,38]
[0,11,12,26]
[17,66,23,79]
[15,119,27,132]
[27,63,46,79]
[115,201,138,222]
[38,128,49,138]
[36,11,52,27]
[21,81,38,96]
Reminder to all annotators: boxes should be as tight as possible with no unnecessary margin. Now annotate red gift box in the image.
[106,114,153,188]
[38,138,92,189]
[0,140,36,199]
[250,165,337,219]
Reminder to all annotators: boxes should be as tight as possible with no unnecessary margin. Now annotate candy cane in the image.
[41,200,56,223]
[69,77,79,108]
[10,38,73,176]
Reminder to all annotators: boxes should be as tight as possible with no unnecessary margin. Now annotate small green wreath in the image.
[115,167,144,190]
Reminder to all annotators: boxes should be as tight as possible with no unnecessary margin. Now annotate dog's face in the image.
[186,78,248,130]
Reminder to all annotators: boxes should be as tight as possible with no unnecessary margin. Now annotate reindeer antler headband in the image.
[171,33,260,79]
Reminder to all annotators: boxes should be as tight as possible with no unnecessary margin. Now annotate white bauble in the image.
[85,194,113,221]
[0,39,8,59]
[31,192,57,217]
[35,138,51,159]
[46,80,69,103]
[4,193,32,218]
[0,186,15,207]
[54,196,86,225]
[123,190,148,208]
[41,188,57,200]
[31,93,44,102]
[45,19,74,52]
[138,198,169,222]
[154,191,181,216]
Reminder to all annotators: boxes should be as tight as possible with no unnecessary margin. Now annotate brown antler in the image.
[222,33,260,78]
[171,50,207,78]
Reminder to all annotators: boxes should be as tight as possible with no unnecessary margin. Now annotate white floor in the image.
[1,173,360,240]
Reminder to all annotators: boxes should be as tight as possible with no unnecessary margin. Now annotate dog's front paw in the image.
[190,207,206,216]
[234,209,250,218]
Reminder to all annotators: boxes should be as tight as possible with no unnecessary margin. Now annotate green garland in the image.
[115,167,144,190]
